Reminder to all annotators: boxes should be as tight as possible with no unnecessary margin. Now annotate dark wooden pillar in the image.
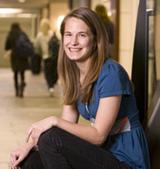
[131,0,148,128]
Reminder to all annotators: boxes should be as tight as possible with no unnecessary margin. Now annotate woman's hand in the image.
[10,142,33,169]
[26,116,58,144]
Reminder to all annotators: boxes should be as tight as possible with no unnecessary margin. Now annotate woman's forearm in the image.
[27,135,38,148]
[56,117,105,145]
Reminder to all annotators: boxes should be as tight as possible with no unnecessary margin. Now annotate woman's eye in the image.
[79,34,86,37]
[64,33,71,37]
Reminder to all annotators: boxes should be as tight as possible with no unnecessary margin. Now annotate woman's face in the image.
[63,17,94,63]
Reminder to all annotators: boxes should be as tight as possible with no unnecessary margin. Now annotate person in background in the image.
[95,4,114,58]
[5,23,30,98]
[10,7,150,169]
[34,18,55,96]
[47,32,59,94]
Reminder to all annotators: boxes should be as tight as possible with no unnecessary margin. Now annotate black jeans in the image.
[20,127,131,169]
[14,70,26,97]
[14,70,25,87]
[43,58,58,89]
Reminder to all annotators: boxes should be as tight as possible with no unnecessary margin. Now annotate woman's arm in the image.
[10,137,35,169]
[56,96,121,145]
[61,104,79,123]
[25,104,78,146]
[26,96,121,146]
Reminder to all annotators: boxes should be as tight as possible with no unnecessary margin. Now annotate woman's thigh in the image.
[38,127,131,169]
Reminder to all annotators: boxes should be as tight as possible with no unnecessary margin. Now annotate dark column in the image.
[78,0,90,7]
[68,0,73,10]
[131,0,148,128]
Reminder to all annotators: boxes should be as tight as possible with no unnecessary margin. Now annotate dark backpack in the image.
[48,33,59,60]
[15,33,34,59]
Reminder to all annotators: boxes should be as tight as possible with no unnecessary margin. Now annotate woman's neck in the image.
[77,58,91,84]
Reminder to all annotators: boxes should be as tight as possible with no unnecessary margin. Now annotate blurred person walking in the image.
[5,22,33,97]
[47,32,59,95]
[34,18,56,96]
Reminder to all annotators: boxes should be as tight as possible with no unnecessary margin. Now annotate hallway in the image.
[0,68,62,169]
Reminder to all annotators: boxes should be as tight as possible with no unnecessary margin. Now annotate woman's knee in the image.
[38,127,65,151]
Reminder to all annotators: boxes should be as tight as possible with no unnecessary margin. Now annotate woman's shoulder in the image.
[101,58,128,77]
[98,58,131,86]
[97,59,132,96]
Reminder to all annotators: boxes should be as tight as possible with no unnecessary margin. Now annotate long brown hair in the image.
[58,7,109,105]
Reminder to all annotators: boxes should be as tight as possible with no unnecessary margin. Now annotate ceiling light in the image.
[18,0,26,3]
[0,8,23,14]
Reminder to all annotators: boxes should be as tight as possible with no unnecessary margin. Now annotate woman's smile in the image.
[69,47,82,52]
[63,17,93,63]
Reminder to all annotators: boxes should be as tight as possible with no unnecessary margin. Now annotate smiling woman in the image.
[10,7,150,169]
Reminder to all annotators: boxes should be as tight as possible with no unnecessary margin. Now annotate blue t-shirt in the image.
[76,59,150,169]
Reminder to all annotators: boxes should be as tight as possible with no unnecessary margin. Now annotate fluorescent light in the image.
[0,8,23,14]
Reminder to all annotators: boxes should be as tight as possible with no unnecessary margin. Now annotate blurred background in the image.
[0,0,159,169]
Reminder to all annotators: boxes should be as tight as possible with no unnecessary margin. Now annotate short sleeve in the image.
[98,60,132,98]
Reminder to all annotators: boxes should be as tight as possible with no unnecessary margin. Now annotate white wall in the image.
[49,1,69,39]
[119,0,139,77]
[155,14,160,80]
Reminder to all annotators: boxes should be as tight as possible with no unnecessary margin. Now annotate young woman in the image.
[10,7,150,169]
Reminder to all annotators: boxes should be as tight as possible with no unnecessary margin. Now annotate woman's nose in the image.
[70,35,78,45]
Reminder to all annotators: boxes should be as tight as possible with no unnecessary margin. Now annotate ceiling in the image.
[0,0,50,9]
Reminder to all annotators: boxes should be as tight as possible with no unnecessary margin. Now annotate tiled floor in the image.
[0,69,62,169]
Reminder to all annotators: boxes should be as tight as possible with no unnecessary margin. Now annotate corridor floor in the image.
[0,68,62,169]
